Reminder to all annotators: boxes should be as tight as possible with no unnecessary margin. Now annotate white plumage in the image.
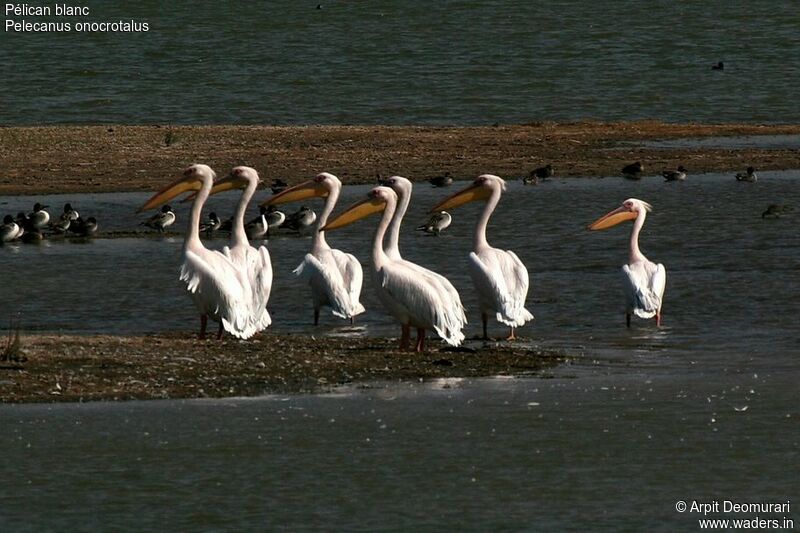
[432,174,533,340]
[265,172,364,324]
[323,186,465,351]
[589,198,666,326]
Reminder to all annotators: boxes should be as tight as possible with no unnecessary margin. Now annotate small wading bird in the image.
[204,166,273,334]
[662,165,687,182]
[141,204,176,232]
[712,61,724,70]
[62,203,80,221]
[323,186,464,351]
[735,166,757,182]
[622,161,644,180]
[431,174,533,340]
[588,198,666,327]
[199,212,222,236]
[265,172,364,325]
[138,164,261,340]
[282,205,317,235]
[381,176,466,349]
[523,164,554,185]
[271,178,288,194]
[416,211,452,236]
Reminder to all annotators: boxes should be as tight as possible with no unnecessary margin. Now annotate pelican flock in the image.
[324,186,464,351]
[138,164,268,339]
[265,172,364,325]
[588,198,666,327]
[3,162,688,351]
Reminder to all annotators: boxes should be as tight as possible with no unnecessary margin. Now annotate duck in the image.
[416,211,452,236]
[199,211,222,236]
[140,204,176,232]
[662,165,687,182]
[429,172,453,188]
[48,213,72,234]
[62,203,80,221]
[523,164,554,185]
[271,178,289,194]
[622,161,644,180]
[1,215,21,243]
[735,167,757,182]
[711,61,724,70]
[28,202,50,229]
[69,216,98,237]
[283,206,317,235]
[761,204,792,219]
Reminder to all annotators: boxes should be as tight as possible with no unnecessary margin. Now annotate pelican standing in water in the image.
[381,176,466,349]
[264,172,364,325]
[432,174,534,340]
[588,198,666,327]
[324,186,465,351]
[138,164,258,339]
[205,166,273,333]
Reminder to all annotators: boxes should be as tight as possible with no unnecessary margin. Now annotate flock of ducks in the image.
[132,164,672,350]
[0,202,98,244]
[619,161,759,183]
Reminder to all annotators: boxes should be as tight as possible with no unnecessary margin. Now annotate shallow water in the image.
[2,0,800,125]
[1,173,799,530]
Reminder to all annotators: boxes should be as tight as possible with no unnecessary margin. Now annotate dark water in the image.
[2,1,800,125]
[1,172,799,529]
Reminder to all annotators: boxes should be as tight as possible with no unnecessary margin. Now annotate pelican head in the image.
[211,166,261,195]
[430,174,505,212]
[262,172,340,206]
[322,186,395,231]
[588,198,652,231]
[138,164,216,212]
[379,175,412,195]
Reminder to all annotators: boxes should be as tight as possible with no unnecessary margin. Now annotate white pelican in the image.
[1,215,20,243]
[622,161,644,180]
[588,198,666,327]
[324,186,465,351]
[264,172,364,325]
[381,176,466,349]
[416,211,452,236]
[138,164,258,340]
[205,166,273,333]
[28,203,50,229]
[662,166,687,182]
[141,204,176,232]
[735,166,757,182]
[432,174,534,340]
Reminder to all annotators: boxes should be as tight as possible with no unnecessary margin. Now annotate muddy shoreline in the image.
[1,121,799,196]
[0,333,568,404]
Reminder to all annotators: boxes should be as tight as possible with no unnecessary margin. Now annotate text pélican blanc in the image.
[5,4,149,32]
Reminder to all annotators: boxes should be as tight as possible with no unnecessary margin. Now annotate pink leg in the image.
[506,327,516,341]
[656,312,662,327]
[415,328,426,352]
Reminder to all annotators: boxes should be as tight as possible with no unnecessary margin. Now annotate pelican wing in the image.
[293,253,363,319]
[621,262,665,318]
[469,249,534,327]
[378,263,464,346]
[331,249,366,316]
[248,245,273,330]
[180,249,255,338]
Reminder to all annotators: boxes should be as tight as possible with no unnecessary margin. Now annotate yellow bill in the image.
[588,207,638,230]
[262,180,327,206]
[323,197,386,231]
[138,175,203,213]
[430,182,491,212]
